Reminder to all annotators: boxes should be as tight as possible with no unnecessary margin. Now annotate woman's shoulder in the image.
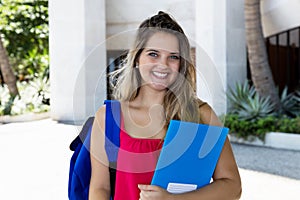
[197,99,211,118]
[195,98,210,111]
[197,99,208,108]
[196,99,222,126]
[95,104,107,122]
[95,100,124,120]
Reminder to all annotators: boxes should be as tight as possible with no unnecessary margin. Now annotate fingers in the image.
[139,184,168,200]
[138,184,156,199]
[138,184,157,191]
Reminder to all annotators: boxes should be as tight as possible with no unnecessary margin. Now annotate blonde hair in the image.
[110,11,201,124]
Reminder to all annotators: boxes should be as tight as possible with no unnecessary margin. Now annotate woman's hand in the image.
[138,184,174,200]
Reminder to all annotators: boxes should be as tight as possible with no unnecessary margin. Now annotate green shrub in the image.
[277,117,300,133]
[224,114,300,140]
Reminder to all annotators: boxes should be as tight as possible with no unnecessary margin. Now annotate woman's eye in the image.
[148,52,158,57]
[170,55,180,60]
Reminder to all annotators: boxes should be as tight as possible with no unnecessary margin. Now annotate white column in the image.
[49,0,107,123]
[226,0,247,97]
[195,0,246,116]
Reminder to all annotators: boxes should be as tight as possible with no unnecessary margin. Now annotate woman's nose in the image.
[157,56,168,67]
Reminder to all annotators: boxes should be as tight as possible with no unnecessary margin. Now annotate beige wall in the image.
[262,0,300,37]
[105,0,195,50]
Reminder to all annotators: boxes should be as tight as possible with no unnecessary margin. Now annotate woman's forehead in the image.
[144,32,179,53]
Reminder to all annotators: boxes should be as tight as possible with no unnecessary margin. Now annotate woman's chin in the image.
[149,82,169,91]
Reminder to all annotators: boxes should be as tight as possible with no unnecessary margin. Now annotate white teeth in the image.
[153,71,168,78]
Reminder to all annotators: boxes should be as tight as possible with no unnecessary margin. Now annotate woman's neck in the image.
[133,86,166,108]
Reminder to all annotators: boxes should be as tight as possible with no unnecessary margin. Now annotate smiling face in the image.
[137,31,180,91]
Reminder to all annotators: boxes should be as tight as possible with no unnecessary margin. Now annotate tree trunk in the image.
[244,0,280,108]
[0,34,19,97]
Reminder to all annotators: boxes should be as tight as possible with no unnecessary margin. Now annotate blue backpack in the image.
[68,100,121,200]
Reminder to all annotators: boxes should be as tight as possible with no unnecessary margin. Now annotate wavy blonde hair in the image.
[110,11,201,124]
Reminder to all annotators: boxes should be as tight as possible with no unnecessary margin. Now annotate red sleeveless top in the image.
[113,117,163,200]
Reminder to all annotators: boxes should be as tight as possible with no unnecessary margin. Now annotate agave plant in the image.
[227,81,276,121]
[227,80,256,111]
[236,94,275,121]
[279,87,300,117]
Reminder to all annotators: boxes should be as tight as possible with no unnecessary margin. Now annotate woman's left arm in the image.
[139,104,242,200]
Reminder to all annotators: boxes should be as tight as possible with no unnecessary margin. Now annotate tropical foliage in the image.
[227,81,275,121]
[0,77,50,115]
[0,0,49,116]
[225,81,300,139]
[279,87,300,117]
[0,0,49,81]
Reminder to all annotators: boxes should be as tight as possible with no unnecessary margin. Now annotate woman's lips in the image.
[152,71,168,79]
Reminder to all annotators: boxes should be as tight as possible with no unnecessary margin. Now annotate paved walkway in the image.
[232,143,300,180]
[0,119,300,200]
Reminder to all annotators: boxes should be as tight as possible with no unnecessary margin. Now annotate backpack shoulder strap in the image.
[69,117,95,151]
[104,100,120,199]
[104,100,121,165]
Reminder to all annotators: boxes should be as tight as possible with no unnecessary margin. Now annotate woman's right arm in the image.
[89,105,111,200]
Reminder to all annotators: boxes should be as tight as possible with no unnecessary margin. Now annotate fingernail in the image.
[138,184,144,189]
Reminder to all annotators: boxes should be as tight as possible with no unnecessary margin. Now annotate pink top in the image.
[113,117,163,200]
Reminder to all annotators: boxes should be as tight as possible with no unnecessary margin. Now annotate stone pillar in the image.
[195,0,246,116]
[49,0,107,123]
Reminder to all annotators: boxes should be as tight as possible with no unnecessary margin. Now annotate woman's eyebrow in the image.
[145,49,179,54]
[145,49,159,53]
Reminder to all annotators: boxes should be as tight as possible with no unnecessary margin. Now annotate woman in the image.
[89,11,242,200]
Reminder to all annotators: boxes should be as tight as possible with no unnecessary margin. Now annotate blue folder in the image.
[151,120,229,194]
